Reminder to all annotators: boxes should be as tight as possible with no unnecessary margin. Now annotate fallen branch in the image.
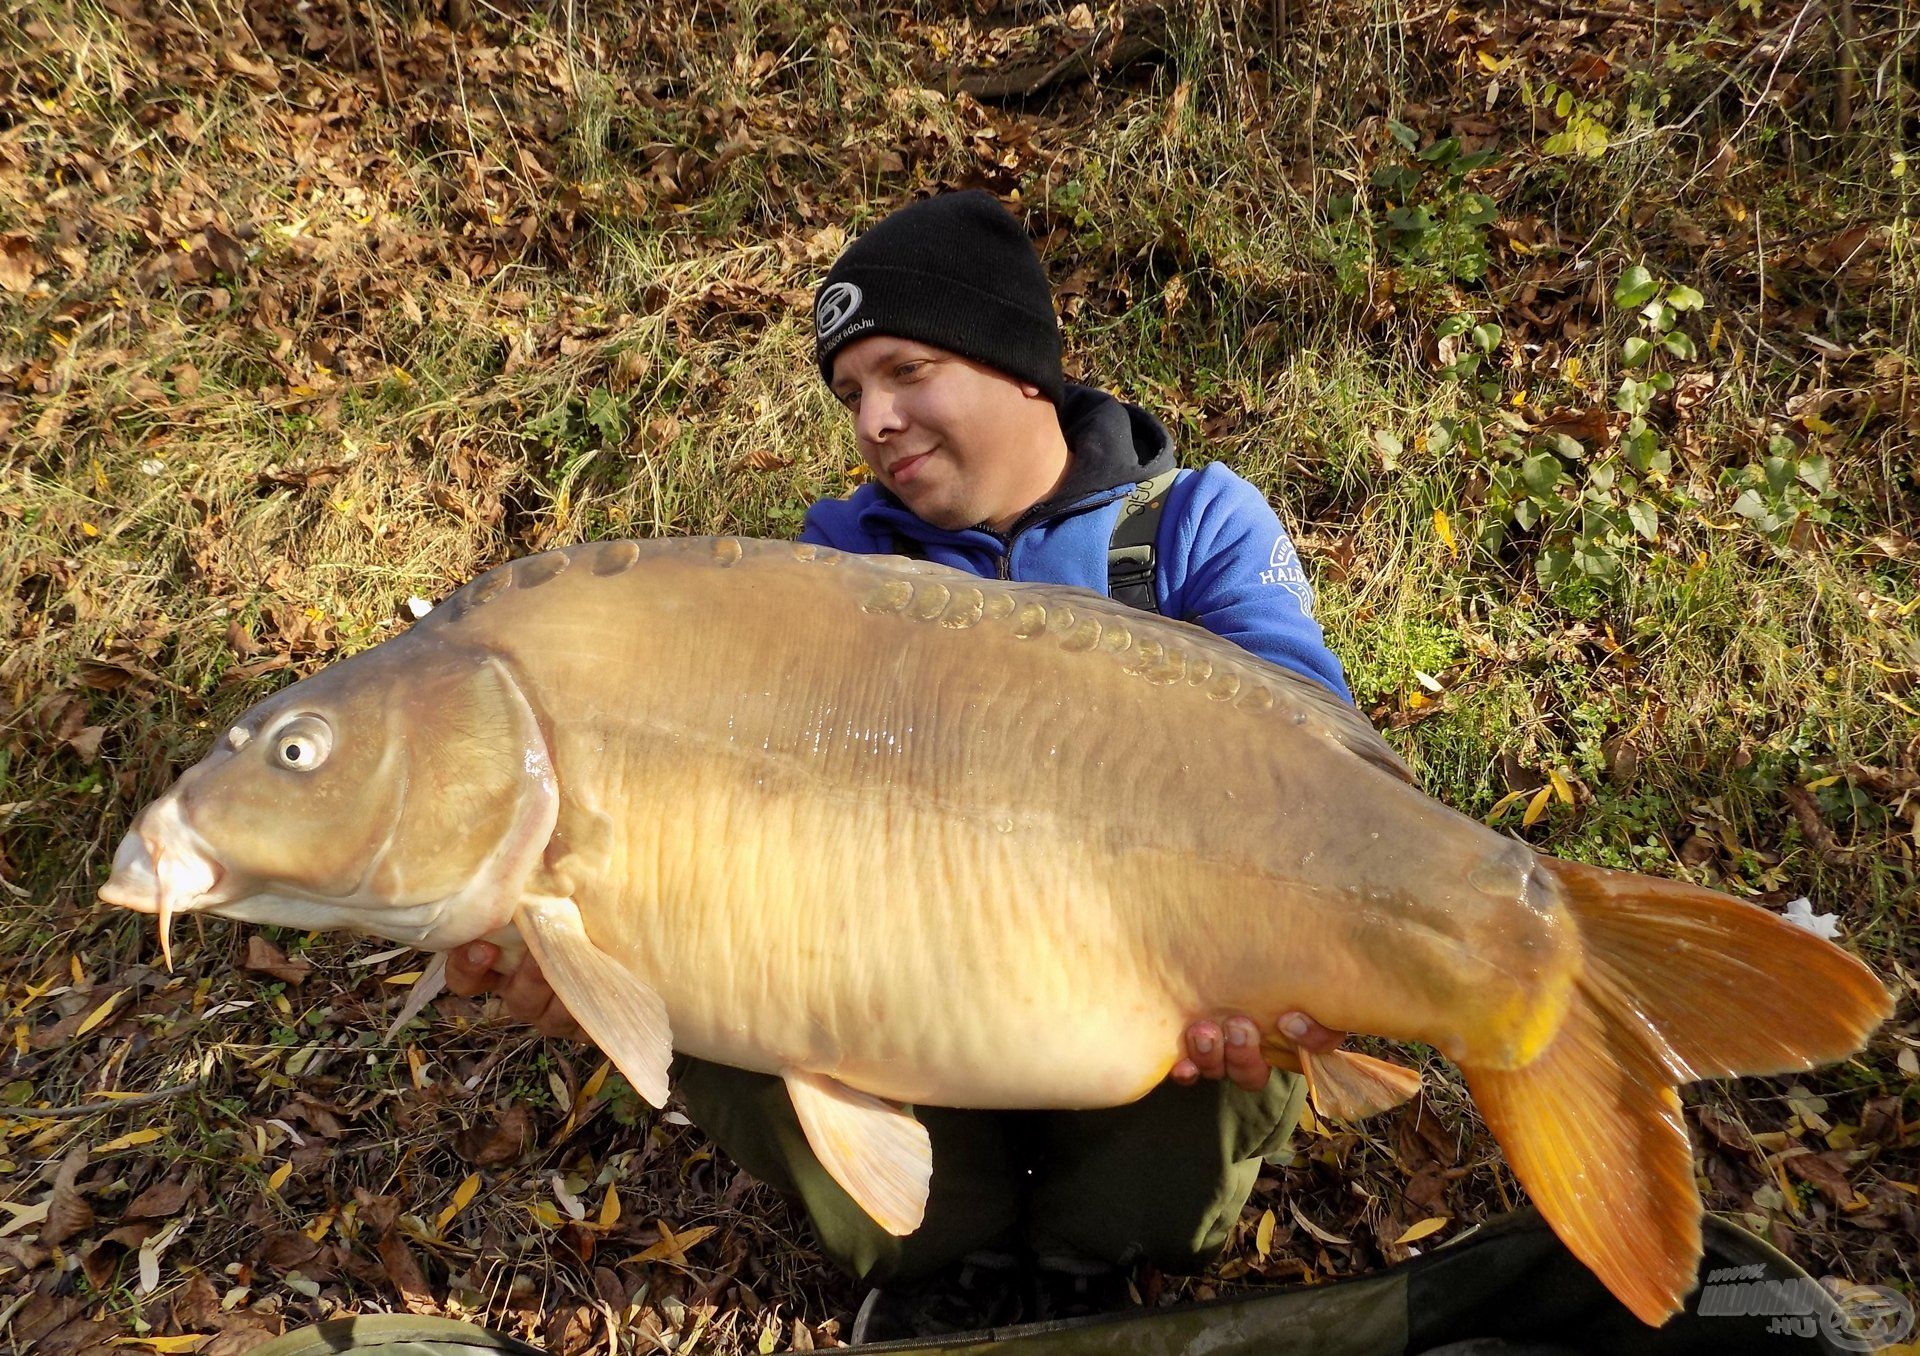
[14,1080,203,1120]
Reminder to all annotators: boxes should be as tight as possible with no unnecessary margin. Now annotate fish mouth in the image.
[98,797,229,970]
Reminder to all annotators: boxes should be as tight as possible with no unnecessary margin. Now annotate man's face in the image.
[829,335,1057,533]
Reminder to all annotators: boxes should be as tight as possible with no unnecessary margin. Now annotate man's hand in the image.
[1171,1012,1344,1091]
[443,942,589,1043]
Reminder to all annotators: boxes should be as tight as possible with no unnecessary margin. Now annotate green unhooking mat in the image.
[252,1208,1895,1356]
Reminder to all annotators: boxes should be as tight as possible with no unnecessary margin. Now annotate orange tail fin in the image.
[1466,857,1893,1327]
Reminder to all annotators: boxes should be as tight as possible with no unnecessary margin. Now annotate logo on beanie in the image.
[815,282,864,341]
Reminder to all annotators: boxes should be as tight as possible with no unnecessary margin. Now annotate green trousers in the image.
[675,1057,1308,1285]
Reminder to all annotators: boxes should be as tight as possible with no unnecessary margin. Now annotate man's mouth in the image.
[887,449,935,485]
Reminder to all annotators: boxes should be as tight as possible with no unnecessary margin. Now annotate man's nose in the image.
[856,388,905,444]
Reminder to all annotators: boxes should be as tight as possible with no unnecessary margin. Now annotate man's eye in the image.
[896,361,925,379]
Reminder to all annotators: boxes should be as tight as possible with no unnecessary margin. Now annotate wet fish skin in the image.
[97,536,1893,1326]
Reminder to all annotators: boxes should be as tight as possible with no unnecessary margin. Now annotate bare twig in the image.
[16,1080,203,1120]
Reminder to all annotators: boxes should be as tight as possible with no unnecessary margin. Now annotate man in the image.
[447,190,1348,1319]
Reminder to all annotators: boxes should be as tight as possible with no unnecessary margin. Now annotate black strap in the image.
[1107,468,1178,613]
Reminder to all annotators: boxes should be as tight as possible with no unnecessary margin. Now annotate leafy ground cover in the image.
[0,1,1915,1352]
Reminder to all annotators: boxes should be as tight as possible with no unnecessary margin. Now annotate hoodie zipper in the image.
[989,499,1063,579]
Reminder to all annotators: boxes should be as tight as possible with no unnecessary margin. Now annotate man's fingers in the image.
[1278,1010,1346,1054]
[500,957,560,1025]
[1184,1021,1226,1080]
[444,942,501,997]
[1222,1018,1271,1091]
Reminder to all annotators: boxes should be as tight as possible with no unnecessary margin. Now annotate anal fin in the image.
[1258,1034,1423,1121]
[783,1069,931,1237]
[1301,1048,1425,1121]
[517,895,672,1108]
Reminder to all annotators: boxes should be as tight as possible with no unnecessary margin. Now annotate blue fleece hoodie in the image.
[800,384,1352,703]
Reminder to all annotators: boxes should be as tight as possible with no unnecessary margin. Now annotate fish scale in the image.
[101,536,1893,1325]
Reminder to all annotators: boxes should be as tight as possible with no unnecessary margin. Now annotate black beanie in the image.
[814,190,1064,404]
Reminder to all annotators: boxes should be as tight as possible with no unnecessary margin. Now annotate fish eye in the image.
[271,716,333,772]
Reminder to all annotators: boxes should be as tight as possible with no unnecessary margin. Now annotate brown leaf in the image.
[354,1190,401,1235]
[378,1230,436,1314]
[218,49,280,91]
[171,1273,224,1330]
[455,1104,534,1167]
[0,233,42,293]
[65,726,106,764]
[41,1144,92,1247]
[1784,1149,1854,1206]
[259,1231,318,1272]
[124,1174,194,1221]
[242,936,312,985]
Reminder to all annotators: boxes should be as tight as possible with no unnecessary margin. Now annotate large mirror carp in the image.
[99,537,1892,1325]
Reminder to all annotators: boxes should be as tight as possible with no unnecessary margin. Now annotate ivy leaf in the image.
[1614,265,1659,308]
[1666,284,1706,311]
[1628,501,1659,540]
[1522,453,1563,495]
[1622,336,1652,367]
[1662,331,1697,360]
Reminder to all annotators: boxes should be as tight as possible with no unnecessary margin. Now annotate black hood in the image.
[1049,383,1177,507]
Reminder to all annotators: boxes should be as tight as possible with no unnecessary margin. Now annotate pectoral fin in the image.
[517,895,672,1108]
[782,1069,931,1237]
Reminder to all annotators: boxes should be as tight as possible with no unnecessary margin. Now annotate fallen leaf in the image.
[124,1175,194,1221]
[1393,1216,1450,1245]
[378,1230,435,1314]
[0,233,42,293]
[1254,1207,1275,1257]
[1289,1202,1351,1246]
[454,1105,533,1167]
[242,936,312,985]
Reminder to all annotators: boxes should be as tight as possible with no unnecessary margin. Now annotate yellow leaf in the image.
[75,991,126,1038]
[303,1210,335,1242]
[1476,50,1501,72]
[630,1221,717,1266]
[598,1185,621,1231]
[1708,317,1724,352]
[1522,784,1554,827]
[98,1128,164,1153]
[1547,768,1575,807]
[1561,355,1582,385]
[1433,508,1457,555]
[1254,1208,1275,1258]
[581,1061,611,1102]
[1394,1216,1450,1245]
[267,1161,292,1194]
[81,522,101,538]
[1803,775,1842,791]
[527,1201,562,1227]
[1407,692,1430,710]
[1485,789,1528,824]
[111,1337,208,1353]
[452,1172,481,1211]
[1803,413,1836,436]
[383,971,425,985]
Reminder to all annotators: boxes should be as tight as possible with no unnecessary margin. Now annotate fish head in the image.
[99,639,555,963]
